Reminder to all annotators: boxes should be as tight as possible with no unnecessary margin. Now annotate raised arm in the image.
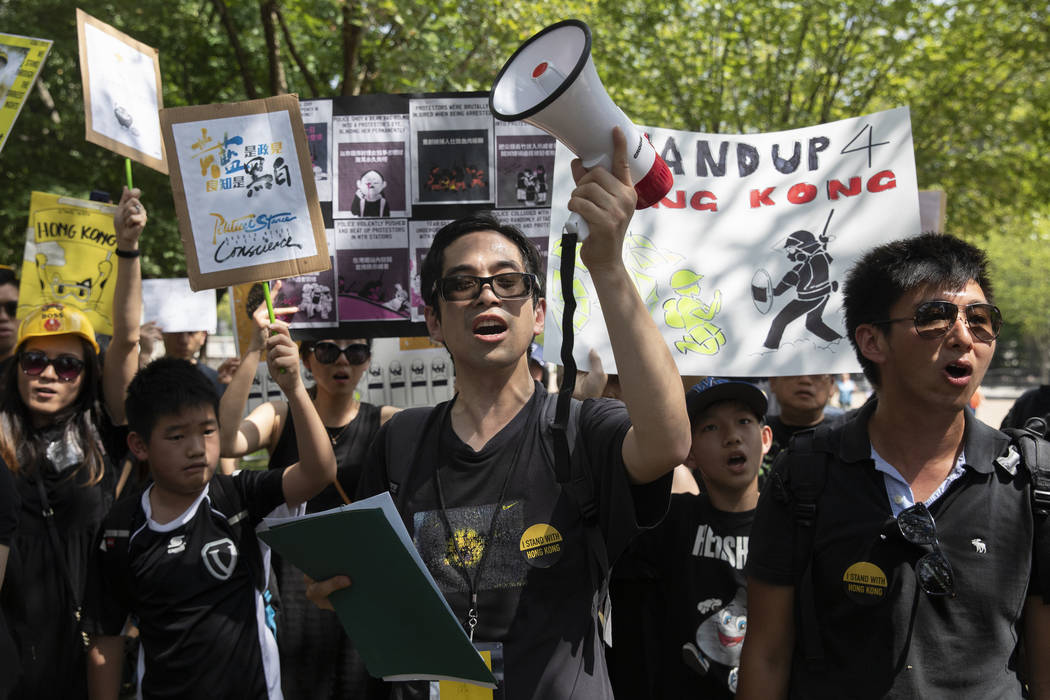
[217,293,297,458]
[264,321,336,507]
[103,187,146,425]
[568,127,691,483]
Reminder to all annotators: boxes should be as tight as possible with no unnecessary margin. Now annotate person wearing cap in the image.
[0,187,145,699]
[609,377,772,700]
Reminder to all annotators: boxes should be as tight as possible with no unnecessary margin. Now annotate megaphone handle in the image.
[563,212,589,241]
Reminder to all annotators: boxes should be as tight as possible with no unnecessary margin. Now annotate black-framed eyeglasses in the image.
[19,350,86,382]
[873,300,1001,343]
[434,272,539,303]
[897,502,956,597]
[0,301,16,317]
[312,341,370,365]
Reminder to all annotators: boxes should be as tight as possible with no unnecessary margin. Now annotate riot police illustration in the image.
[754,212,843,350]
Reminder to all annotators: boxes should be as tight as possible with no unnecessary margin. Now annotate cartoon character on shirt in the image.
[682,587,747,693]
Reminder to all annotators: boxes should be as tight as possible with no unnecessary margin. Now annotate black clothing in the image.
[356,384,671,700]
[86,471,287,699]
[760,413,845,487]
[747,402,1047,699]
[1000,385,1050,433]
[267,403,383,700]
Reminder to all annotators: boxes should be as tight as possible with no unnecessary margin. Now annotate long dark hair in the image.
[0,336,107,486]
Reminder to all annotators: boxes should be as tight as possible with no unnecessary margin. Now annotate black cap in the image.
[686,377,768,426]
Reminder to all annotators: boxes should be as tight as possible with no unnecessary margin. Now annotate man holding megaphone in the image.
[307,127,691,700]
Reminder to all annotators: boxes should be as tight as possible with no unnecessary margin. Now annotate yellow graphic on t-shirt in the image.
[843,561,888,600]
[444,528,485,569]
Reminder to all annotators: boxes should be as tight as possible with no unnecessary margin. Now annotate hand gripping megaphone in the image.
[489,19,673,240]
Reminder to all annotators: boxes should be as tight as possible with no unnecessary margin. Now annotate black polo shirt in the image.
[747,402,1047,699]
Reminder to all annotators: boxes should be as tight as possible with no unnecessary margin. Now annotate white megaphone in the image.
[490,19,673,240]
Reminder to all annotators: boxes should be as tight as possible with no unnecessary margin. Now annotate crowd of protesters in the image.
[0,130,1048,700]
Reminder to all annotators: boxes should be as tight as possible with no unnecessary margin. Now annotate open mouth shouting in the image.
[725,450,749,473]
[943,359,973,387]
[472,315,509,342]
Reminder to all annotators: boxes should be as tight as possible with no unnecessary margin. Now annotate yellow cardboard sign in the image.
[0,33,52,154]
[19,192,119,335]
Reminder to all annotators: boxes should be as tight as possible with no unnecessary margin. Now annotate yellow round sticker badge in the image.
[519,523,564,568]
[842,561,888,605]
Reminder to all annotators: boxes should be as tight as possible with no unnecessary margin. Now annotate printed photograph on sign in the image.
[19,192,119,334]
[160,95,329,290]
[335,218,411,321]
[494,121,557,209]
[0,33,53,155]
[408,218,453,322]
[333,113,409,218]
[76,10,166,173]
[301,99,333,202]
[274,232,339,328]
[545,107,921,378]
[409,97,494,205]
[486,207,552,279]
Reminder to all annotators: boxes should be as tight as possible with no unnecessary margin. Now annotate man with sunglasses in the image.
[0,266,18,375]
[307,128,691,700]
[738,233,1050,699]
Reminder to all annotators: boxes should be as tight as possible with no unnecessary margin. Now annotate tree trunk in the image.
[340,0,363,96]
[210,0,259,99]
[261,0,288,95]
[275,4,321,98]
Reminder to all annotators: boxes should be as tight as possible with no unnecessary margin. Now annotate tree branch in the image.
[260,0,287,95]
[210,0,258,99]
[340,0,363,96]
[275,4,321,97]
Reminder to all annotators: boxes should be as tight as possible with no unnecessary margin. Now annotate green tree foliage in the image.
[1,0,1047,362]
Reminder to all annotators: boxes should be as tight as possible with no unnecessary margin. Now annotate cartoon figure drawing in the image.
[350,169,390,218]
[663,269,725,356]
[34,241,114,324]
[299,282,333,320]
[755,211,843,350]
[682,588,747,693]
[622,233,685,314]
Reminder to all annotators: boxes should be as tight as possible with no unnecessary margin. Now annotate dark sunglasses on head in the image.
[874,300,1001,343]
[19,350,86,382]
[434,272,539,303]
[0,301,16,317]
[312,341,370,365]
[897,502,956,598]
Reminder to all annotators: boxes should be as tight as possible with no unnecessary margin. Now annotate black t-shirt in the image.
[0,463,16,547]
[86,470,287,700]
[747,403,1046,699]
[356,384,671,700]
[622,493,752,699]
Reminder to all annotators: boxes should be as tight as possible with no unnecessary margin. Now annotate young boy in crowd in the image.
[613,377,771,699]
[83,324,336,700]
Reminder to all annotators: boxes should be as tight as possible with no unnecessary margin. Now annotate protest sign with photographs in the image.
[0,32,52,155]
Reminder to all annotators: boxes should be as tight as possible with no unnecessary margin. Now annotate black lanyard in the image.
[432,390,540,640]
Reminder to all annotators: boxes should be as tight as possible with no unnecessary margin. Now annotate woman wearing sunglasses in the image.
[219,296,397,700]
[0,188,145,699]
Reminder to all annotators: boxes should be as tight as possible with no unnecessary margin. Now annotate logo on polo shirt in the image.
[520,523,563,568]
[202,538,239,580]
[843,561,888,605]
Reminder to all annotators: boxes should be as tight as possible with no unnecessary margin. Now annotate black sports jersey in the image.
[86,470,286,699]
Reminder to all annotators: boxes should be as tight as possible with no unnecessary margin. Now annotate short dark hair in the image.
[842,233,994,387]
[0,266,16,288]
[420,215,543,318]
[126,357,219,439]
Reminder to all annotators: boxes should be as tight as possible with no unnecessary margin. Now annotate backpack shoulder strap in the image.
[98,486,148,605]
[383,406,441,511]
[771,426,833,666]
[1001,420,1050,601]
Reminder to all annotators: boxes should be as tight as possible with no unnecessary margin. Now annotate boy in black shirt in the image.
[621,377,771,699]
[84,323,336,699]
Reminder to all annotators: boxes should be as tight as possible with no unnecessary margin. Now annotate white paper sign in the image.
[546,107,921,377]
[142,278,217,333]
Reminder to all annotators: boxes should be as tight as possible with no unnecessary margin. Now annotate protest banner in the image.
[0,33,52,155]
[19,191,119,334]
[141,278,217,333]
[76,9,167,173]
[160,94,329,291]
[545,106,922,377]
